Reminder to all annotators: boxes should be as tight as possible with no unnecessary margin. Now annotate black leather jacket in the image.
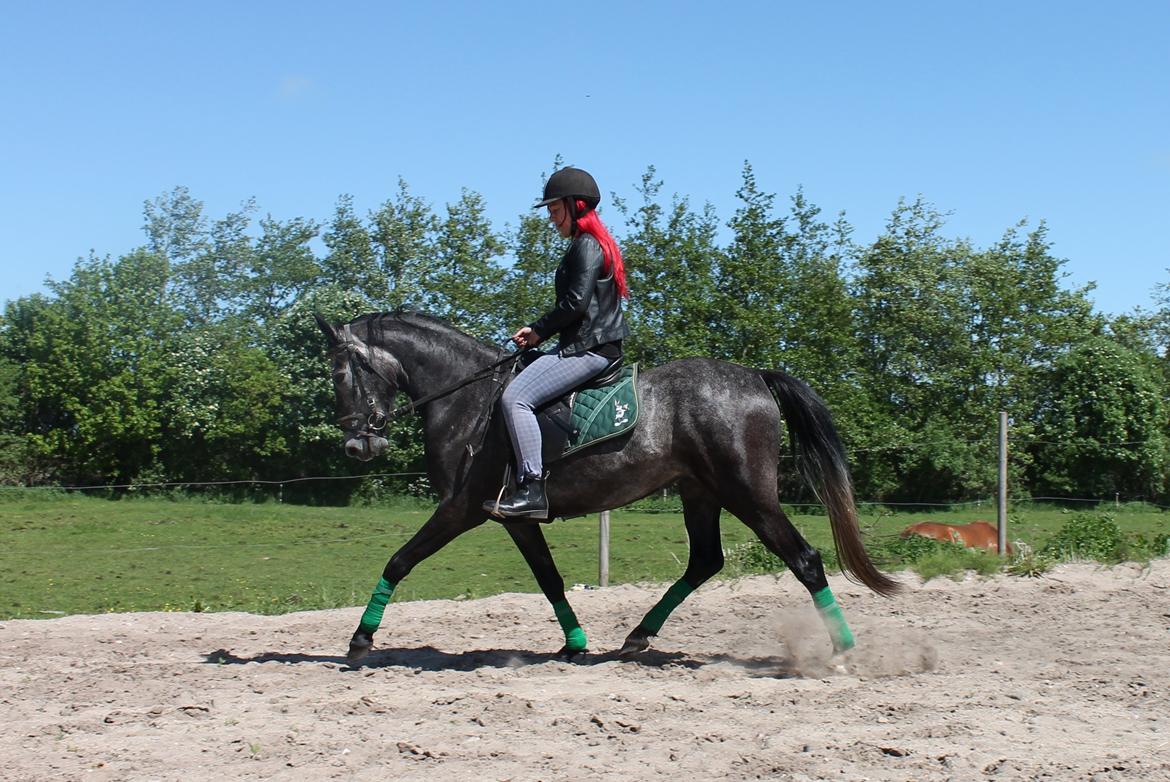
[529,233,629,356]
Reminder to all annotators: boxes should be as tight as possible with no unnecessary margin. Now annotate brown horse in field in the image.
[900,521,1011,555]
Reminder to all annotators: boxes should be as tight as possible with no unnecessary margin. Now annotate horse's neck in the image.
[368,318,496,401]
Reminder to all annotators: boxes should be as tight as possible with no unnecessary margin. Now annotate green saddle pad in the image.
[563,364,640,457]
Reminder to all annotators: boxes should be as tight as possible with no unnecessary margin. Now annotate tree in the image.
[370,179,439,311]
[499,209,561,332]
[1028,337,1167,499]
[14,250,181,484]
[235,215,321,323]
[714,162,788,368]
[321,195,382,302]
[424,189,506,341]
[614,166,722,365]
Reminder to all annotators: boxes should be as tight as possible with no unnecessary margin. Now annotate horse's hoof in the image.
[557,644,587,661]
[347,630,374,663]
[618,627,653,659]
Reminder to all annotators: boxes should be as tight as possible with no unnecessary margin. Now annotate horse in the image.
[316,311,899,664]
[900,521,1010,555]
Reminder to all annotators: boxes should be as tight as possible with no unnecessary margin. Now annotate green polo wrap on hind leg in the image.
[641,579,696,635]
[552,600,588,652]
[813,586,855,652]
[358,577,397,635]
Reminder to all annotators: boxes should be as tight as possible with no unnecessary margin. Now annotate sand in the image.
[2,561,1168,781]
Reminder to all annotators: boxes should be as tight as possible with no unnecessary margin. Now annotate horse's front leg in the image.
[348,498,483,663]
[502,523,588,657]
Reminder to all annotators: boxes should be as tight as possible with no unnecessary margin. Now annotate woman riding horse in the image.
[486,166,629,520]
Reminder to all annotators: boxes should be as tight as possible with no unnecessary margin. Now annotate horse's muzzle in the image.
[344,435,388,461]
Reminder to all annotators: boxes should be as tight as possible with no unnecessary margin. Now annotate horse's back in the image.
[635,357,780,439]
[638,357,776,413]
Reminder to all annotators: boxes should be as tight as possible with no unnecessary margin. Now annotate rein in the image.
[385,345,521,419]
[333,324,522,435]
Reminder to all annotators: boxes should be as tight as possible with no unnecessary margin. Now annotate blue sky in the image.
[2,2,1167,315]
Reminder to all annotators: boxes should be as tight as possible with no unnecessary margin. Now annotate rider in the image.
[485,166,629,519]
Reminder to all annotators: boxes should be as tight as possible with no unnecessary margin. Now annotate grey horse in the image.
[316,311,898,664]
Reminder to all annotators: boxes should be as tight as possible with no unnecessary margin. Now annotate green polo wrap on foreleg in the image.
[552,600,588,652]
[813,586,854,652]
[359,577,397,635]
[641,579,695,635]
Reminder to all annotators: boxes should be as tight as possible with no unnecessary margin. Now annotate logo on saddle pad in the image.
[614,401,630,426]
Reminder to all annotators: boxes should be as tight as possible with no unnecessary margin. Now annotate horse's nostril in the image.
[344,439,364,458]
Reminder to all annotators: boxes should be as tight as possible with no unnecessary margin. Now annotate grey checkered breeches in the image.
[501,351,610,479]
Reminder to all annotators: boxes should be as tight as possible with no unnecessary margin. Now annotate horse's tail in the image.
[759,370,901,597]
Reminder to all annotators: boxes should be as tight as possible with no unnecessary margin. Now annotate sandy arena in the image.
[2,561,1168,781]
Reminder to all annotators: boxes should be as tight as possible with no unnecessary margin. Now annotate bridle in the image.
[330,326,404,438]
[330,324,523,443]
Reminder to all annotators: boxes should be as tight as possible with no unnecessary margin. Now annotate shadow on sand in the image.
[202,644,813,677]
[202,644,717,672]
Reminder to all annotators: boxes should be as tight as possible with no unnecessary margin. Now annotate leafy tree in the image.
[424,189,506,340]
[0,354,27,484]
[158,325,290,482]
[143,186,208,263]
[499,209,561,334]
[614,167,722,365]
[370,179,439,311]
[321,195,382,301]
[1028,337,1167,499]
[15,250,180,484]
[715,162,788,368]
[850,205,1103,501]
[771,190,858,400]
[235,214,322,322]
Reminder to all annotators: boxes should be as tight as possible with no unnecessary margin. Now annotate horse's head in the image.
[316,314,406,462]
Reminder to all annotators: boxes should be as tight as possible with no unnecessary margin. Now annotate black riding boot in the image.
[484,475,549,521]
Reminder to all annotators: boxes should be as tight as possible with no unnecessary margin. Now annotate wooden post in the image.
[997,411,1008,556]
[599,511,611,587]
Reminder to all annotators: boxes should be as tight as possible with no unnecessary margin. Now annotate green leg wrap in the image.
[358,577,397,635]
[812,586,855,652]
[640,579,696,635]
[552,600,588,652]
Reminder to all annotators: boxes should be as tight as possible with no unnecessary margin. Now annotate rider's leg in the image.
[501,352,610,478]
[491,351,609,518]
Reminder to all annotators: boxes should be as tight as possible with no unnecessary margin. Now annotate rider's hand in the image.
[512,326,542,349]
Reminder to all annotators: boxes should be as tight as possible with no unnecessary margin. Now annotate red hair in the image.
[574,199,628,299]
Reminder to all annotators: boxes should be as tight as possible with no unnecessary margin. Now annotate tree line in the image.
[2,163,1168,505]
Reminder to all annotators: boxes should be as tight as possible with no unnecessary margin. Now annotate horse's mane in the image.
[352,308,496,354]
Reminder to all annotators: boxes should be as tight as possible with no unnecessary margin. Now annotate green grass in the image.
[0,493,1166,620]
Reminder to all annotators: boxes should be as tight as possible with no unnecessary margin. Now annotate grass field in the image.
[0,492,1166,620]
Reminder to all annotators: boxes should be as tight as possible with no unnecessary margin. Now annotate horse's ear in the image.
[314,313,341,346]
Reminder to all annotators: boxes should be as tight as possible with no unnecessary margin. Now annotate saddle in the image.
[514,351,641,467]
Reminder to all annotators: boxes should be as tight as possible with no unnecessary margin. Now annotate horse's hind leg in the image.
[725,497,855,654]
[503,523,588,657]
[620,482,723,658]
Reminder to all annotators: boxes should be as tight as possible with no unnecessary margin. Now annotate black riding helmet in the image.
[534,167,601,210]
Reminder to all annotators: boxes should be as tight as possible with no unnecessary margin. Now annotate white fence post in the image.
[599,511,610,587]
[998,411,1008,556]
